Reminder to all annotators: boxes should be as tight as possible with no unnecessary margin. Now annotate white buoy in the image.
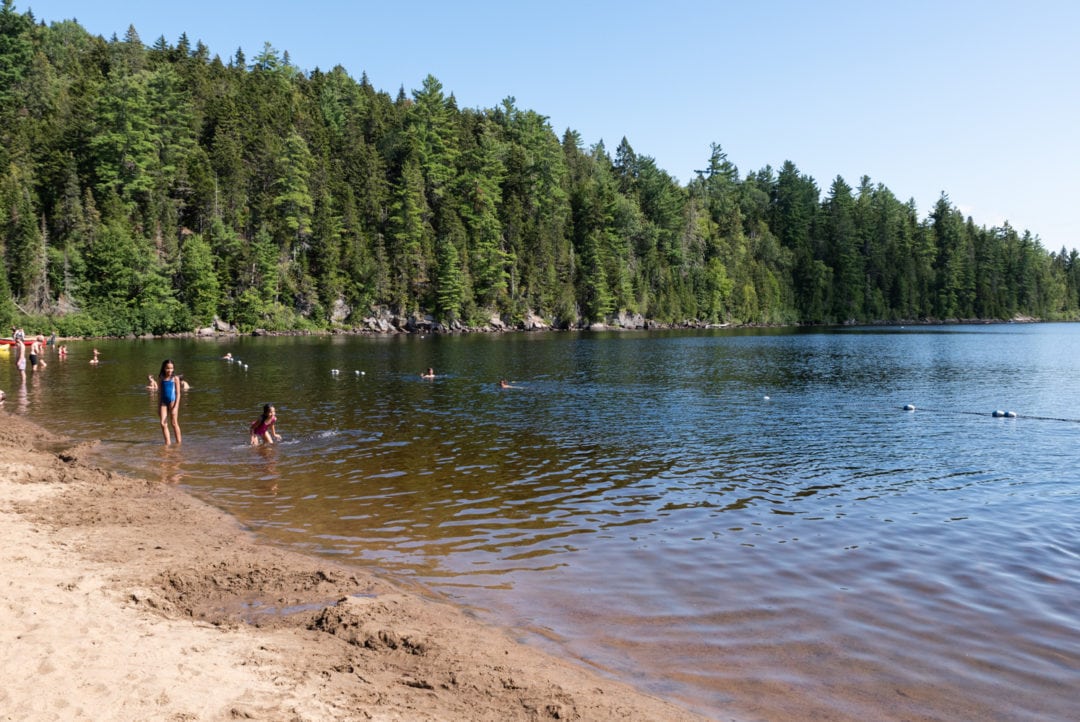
[764,395,770,401]
[1005,411,1017,418]
[331,369,340,375]
[904,404,915,411]
[992,410,1005,417]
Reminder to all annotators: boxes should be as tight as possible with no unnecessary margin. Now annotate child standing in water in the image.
[250,404,282,445]
[157,359,182,445]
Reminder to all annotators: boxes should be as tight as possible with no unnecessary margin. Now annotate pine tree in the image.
[178,231,220,325]
[434,211,465,321]
[272,132,315,249]
[0,0,32,110]
[409,75,459,206]
[824,175,861,321]
[387,155,430,312]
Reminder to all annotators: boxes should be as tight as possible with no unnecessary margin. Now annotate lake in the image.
[4,324,1079,720]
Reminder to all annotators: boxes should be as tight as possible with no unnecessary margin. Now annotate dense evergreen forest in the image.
[1,1,1078,336]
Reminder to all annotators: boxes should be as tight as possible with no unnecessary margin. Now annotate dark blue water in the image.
[5,324,1079,720]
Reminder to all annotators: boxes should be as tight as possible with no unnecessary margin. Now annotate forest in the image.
[2,0,1079,337]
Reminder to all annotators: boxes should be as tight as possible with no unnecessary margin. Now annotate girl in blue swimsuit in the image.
[157,359,182,445]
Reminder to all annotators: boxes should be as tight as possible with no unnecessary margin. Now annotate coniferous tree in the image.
[0,3,1067,334]
[434,210,465,321]
[0,0,32,112]
[387,154,430,312]
[824,176,860,321]
[178,230,219,325]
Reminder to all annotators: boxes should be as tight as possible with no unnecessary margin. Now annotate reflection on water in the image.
[5,325,1080,720]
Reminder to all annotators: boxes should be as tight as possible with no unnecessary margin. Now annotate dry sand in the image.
[0,410,708,721]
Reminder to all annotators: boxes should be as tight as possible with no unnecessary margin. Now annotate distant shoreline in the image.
[16,312,1052,344]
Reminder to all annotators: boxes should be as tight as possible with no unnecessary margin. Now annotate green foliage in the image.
[0,0,32,109]
[272,132,314,243]
[0,4,1072,336]
[0,247,13,326]
[178,231,219,325]
[434,215,465,320]
[49,310,102,337]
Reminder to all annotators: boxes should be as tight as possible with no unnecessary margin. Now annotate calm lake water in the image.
[4,324,1079,720]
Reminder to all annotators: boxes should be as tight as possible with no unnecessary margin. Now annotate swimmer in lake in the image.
[250,404,282,445]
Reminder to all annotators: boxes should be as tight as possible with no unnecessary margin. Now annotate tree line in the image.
[1,1,1078,337]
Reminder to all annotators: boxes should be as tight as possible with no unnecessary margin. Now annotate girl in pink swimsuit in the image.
[249,404,282,446]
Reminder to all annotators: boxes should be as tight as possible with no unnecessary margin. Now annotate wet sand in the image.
[0,410,708,721]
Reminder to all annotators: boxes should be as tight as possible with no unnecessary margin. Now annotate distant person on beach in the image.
[178,374,191,391]
[146,375,158,391]
[157,359,182,445]
[421,367,436,379]
[249,404,281,446]
[57,345,67,358]
[90,348,100,364]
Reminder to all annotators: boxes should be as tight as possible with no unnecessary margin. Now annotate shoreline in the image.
[0,410,707,720]
[6,311,1053,347]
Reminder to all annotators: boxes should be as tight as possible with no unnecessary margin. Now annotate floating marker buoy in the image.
[764,395,770,401]
[331,369,340,375]
[992,410,1005,417]
[1005,411,1017,418]
[904,404,915,411]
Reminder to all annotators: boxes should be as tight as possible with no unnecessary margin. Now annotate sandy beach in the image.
[0,410,706,721]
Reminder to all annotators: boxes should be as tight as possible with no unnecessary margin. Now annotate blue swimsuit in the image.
[161,377,177,405]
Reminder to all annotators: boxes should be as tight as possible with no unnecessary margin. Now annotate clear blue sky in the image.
[25,0,1080,252]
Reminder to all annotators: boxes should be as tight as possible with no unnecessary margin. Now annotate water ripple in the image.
[21,326,1080,720]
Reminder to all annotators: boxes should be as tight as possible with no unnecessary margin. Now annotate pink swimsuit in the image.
[252,415,275,435]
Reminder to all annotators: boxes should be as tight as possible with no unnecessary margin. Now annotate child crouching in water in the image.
[250,404,282,445]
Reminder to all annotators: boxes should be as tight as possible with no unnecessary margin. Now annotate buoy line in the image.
[903,406,1080,423]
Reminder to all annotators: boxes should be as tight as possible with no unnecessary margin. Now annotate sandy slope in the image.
[0,411,707,721]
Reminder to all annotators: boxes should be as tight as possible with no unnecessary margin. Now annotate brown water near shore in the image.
[0,409,707,720]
